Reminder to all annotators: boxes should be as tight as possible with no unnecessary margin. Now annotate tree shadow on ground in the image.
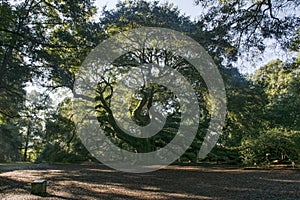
[0,163,299,199]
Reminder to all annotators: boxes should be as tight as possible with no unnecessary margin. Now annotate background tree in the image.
[240,31,300,165]
[18,90,55,162]
[38,98,91,163]
[193,0,300,165]
[252,60,300,130]
[0,0,99,162]
[195,0,299,47]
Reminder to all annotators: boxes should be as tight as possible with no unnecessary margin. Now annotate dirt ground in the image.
[0,163,299,200]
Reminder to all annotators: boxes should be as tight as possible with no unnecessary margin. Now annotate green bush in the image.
[240,129,300,166]
[36,143,90,163]
[205,145,241,164]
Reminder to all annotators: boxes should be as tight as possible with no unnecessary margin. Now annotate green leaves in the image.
[0,0,298,165]
[252,59,300,130]
[101,0,193,36]
[240,128,300,165]
[0,0,100,162]
[195,0,300,61]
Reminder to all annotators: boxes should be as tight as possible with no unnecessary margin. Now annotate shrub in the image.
[36,143,90,163]
[240,129,300,166]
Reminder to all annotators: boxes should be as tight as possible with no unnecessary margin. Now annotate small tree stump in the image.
[292,162,295,169]
[31,179,47,196]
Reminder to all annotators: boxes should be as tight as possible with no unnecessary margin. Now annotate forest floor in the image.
[0,162,299,200]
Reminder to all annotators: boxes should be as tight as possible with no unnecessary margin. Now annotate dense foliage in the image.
[0,0,299,166]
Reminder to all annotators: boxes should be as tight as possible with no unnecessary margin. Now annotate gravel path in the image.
[0,163,299,200]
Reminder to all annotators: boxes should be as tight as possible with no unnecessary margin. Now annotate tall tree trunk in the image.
[23,124,31,162]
